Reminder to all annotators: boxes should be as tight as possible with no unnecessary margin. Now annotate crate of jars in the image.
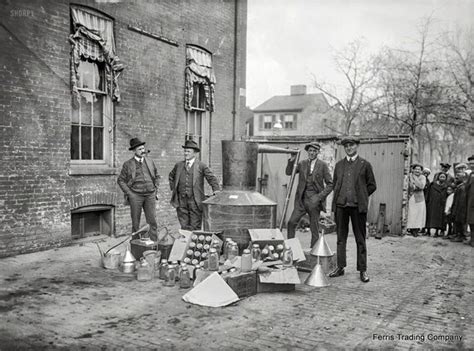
[168,230,222,264]
[248,228,285,251]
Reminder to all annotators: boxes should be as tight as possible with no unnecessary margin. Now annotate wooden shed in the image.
[248,135,410,236]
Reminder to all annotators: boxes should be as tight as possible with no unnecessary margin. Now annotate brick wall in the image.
[0,0,247,257]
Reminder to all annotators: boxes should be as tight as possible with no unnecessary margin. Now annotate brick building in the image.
[0,0,247,257]
[252,85,344,137]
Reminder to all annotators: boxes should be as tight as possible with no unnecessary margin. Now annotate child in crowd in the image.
[443,185,454,239]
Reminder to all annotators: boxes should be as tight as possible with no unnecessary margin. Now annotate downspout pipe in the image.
[231,0,238,141]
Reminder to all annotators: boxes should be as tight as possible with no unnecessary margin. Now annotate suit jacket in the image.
[331,156,377,213]
[286,158,333,212]
[117,157,160,203]
[169,160,220,210]
[466,173,474,224]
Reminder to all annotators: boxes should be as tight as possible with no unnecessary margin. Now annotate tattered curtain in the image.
[185,46,216,112]
[69,6,124,107]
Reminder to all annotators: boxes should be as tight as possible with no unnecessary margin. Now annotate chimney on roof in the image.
[290,85,307,96]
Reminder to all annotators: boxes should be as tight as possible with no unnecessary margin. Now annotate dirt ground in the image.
[1,230,473,350]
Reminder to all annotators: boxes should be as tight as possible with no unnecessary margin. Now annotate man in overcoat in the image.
[117,138,160,241]
[465,155,474,246]
[169,140,220,231]
[329,137,376,283]
[285,142,333,248]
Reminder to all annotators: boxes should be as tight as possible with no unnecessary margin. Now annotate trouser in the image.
[287,195,321,248]
[453,221,465,238]
[335,206,367,272]
[128,191,158,241]
[177,194,202,231]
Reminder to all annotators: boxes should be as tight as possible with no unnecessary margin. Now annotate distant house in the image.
[252,85,343,136]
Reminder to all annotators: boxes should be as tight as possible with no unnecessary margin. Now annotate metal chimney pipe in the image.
[222,140,259,190]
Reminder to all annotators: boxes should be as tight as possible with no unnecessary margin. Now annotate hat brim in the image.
[304,144,320,151]
[129,142,146,150]
[182,145,200,152]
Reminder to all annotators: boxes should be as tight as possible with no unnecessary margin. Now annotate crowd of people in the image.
[406,156,474,246]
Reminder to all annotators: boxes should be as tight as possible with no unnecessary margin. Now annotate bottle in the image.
[196,243,203,250]
[186,249,194,258]
[183,257,191,264]
[276,244,284,254]
[171,261,179,281]
[251,244,261,261]
[261,248,269,260]
[203,244,210,251]
[241,249,252,272]
[223,238,232,259]
[282,245,294,267]
[268,245,275,256]
[159,260,168,280]
[227,242,239,261]
[205,236,213,243]
[191,259,199,266]
[208,248,219,271]
[137,258,152,281]
[164,263,176,286]
[179,264,192,288]
[198,235,205,242]
[192,264,202,281]
[191,234,198,242]
[189,242,196,249]
[201,252,208,260]
[272,253,280,260]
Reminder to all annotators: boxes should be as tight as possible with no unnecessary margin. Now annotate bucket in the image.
[102,249,121,269]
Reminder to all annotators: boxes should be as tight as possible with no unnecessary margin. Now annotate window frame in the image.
[282,113,297,130]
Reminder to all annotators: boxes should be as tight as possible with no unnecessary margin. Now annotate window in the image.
[70,6,123,167]
[262,115,274,130]
[71,60,107,161]
[71,206,112,239]
[283,114,297,129]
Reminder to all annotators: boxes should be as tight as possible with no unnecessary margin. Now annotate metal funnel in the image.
[310,234,334,257]
[304,263,330,287]
[122,244,136,263]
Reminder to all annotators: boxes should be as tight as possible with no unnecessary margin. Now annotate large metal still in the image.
[202,141,277,236]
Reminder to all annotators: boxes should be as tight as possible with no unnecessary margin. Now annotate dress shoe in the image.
[360,271,370,283]
[329,267,345,278]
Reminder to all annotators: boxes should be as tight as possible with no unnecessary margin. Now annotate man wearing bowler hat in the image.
[169,140,220,231]
[117,138,160,241]
[286,141,333,248]
[329,136,376,283]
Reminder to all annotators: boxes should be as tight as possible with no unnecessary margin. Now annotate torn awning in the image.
[70,6,124,104]
[185,46,216,112]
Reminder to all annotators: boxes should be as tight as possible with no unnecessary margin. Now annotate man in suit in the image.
[465,155,474,247]
[285,142,333,248]
[169,140,220,231]
[117,138,160,241]
[329,137,376,283]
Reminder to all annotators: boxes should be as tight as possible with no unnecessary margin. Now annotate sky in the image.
[246,0,473,108]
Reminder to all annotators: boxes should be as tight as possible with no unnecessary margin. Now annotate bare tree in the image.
[312,39,381,134]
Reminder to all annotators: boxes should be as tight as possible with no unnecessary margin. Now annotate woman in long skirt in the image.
[407,164,426,236]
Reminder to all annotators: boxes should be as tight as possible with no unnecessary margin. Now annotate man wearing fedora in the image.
[285,141,333,248]
[169,140,220,231]
[117,138,160,241]
[329,136,376,283]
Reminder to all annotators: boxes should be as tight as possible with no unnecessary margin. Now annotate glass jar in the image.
[179,265,192,288]
[241,249,252,272]
[164,264,176,287]
[198,235,205,242]
[208,248,219,271]
[261,248,269,260]
[282,246,293,267]
[137,258,152,281]
[227,243,239,261]
[158,260,168,280]
[223,238,232,259]
[192,264,202,281]
[251,244,261,261]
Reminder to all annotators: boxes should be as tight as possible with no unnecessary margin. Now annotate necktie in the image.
[186,161,191,171]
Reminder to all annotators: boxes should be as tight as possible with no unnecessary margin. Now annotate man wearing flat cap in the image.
[117,138,160,240]
[329,136,376,283]
[433,162,454,186]
[169,140,220,231]
[286,141,333,248]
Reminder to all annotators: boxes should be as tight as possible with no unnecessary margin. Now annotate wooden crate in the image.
[224,271,257,298]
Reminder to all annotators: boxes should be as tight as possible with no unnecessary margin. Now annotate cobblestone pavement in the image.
[1,231,473,350]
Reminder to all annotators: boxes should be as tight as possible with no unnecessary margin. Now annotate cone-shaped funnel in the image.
[304,263,330,287]
[122,245,136,263]
[310,235,334,257]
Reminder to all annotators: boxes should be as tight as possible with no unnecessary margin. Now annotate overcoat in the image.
[466,173,474,224]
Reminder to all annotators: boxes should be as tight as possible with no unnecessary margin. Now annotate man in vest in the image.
[286,142,333,248]
[117,138,160,241]
[329,136,376,283]
[169,140,220,231]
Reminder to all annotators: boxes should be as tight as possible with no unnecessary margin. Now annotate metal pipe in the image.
[231,0,238,141]
[257,144,299,154]
[279,150,301,230]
